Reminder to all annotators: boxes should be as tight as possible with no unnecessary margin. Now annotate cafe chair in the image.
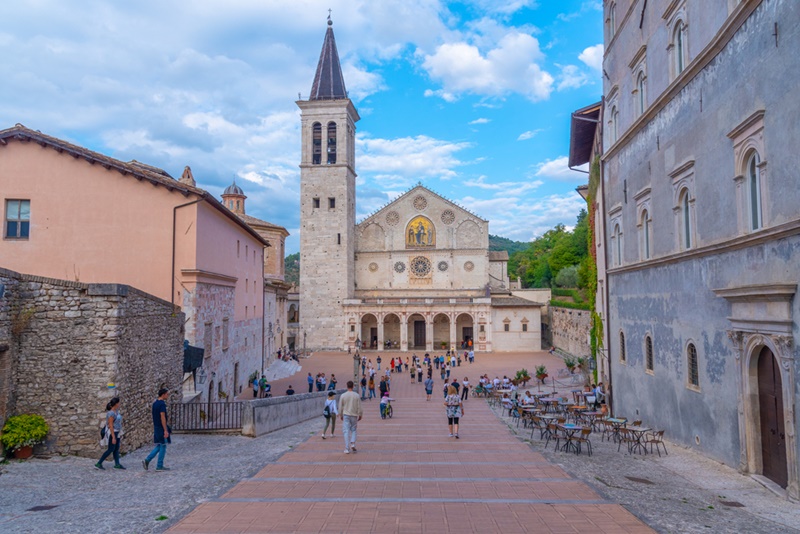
[644,430,668,457]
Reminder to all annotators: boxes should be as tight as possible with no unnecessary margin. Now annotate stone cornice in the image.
[180,269,238,288]
[607,217,800,275]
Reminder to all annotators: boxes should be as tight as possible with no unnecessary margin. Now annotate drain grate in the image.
[27,505,58,512]
[625,476,655,485]
[719,501,745,508]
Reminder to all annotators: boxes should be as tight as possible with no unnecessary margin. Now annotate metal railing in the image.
[169,401,244,431]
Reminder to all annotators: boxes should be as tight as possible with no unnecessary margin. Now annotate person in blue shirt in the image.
[143,388,170,471]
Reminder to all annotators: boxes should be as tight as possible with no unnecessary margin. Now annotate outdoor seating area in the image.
[487,387,667,457]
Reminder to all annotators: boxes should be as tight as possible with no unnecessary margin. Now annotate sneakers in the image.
[455,434,460,439]
[350,445,357,453]
[94,462,105,470]
[344,449,350,454]
[142,459,149,471]
[155,467,171,471]
[448,433,453,437]
[321,435,326,439]
[113,464,126,470]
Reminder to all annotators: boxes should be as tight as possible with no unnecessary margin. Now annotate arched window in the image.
[636,72,646,116]
[747,151,762,230]
[610,106,619,143]
[687,343,699,387]
[312,122,322,164]
[640,209,651,260]
[645,335,654,372]
[619,332,626,362]
[681,190,692,249]
[674,21,685,75]
[609,2,616,40]
[327,122,337,164]
[613,224,622,266]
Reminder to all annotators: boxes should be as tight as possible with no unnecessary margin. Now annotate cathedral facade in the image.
[298,20,542,353]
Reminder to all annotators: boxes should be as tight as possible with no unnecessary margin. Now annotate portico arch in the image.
[456,313,474,349]
[407,313,427,350]
[432,313,450,350]
[382,313,401,350]
[360,313,378,350]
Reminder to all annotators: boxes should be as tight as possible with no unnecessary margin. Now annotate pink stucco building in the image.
[0,124,273,403]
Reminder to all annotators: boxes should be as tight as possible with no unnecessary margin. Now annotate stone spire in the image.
[179,166,196,187]
[309,15,347,100]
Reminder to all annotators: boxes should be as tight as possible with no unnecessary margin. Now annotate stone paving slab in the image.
[169,352,653,534]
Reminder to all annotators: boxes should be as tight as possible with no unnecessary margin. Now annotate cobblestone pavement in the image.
[0,418,320,533]
[492,400,800,534]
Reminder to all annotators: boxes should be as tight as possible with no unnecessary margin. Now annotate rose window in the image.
[394,261,406,273]
[410,256,432,277]
[438,261,448,272]
[368,262,379,272]
[413,195,428,211]
[464,261,475,272]
[441,210,455,225]
[385,211,400,226]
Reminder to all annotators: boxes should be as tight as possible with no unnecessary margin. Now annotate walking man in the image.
[339,381,363,454]
[143,388,170,471]
[307,372,314,393]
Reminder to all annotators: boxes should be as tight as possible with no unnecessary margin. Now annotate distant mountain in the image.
[284,252,299,286]
[489,235,529,256]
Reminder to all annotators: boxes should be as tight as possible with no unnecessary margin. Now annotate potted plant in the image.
[575,357,586,371]
[563,356,576,374]
[514,368,531,387]
[1,414,49,459]
[535,365,548,384]
[441,341,447,349]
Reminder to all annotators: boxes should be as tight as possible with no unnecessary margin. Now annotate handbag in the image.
[99,425,109,447]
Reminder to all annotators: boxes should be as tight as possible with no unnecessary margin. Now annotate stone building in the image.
[602,0,799,498]
[220,180,291,367]
[297,20,543,353]
[0,267,183,457]
[0,126,269,405]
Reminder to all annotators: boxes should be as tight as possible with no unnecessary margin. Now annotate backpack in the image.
[323,403,331,418]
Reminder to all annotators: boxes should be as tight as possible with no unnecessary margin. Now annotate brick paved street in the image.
[171,351,652,533]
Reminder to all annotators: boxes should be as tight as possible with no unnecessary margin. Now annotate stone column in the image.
[400,314,408,351]
[426,315,434,352]
[377,317,384,352]
[449,314,457,352]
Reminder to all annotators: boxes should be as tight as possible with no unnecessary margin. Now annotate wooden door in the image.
[414,321,426,347]
[370,328,378,348]
[758,347,787,488]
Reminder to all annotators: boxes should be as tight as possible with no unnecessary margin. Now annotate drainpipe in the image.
[172,197,204,307]
[262,245,266,375]
[598,96,614,414]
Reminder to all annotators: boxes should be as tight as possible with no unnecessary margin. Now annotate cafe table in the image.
[604,417,627,442]
[557,423,583,453]
[626,425,651,454]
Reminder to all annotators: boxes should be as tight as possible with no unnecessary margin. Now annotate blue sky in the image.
[0,1,603,254]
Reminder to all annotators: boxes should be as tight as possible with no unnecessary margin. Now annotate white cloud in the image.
[579,44,604,72]
[421,31,553,102]
[469,117,491,124]
[533,156,588,181]
[557,1,603,22]
[463,175,542,193]
[460,0,539,16]
[517,129,543,141]
[424,88,458,102]
[357,133,471,186]
[556,64,589,91]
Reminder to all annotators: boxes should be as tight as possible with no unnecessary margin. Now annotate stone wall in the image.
[0,267,183,457]
[242,389,344,437]
[549,306,591,358]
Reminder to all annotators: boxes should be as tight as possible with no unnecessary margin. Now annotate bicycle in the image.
[381,398,394,419]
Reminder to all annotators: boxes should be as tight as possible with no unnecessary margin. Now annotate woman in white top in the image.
[460,377,470,401]
[321,391,339,439]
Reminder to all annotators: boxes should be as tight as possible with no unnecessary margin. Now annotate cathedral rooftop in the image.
[309,16,348,101]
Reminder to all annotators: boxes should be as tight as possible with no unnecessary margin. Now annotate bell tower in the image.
[297,16,359,350]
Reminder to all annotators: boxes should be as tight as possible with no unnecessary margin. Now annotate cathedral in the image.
[298,19,542,353]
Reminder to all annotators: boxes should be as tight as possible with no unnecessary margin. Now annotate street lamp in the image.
[353,349,361,395]
[303,330,307,359]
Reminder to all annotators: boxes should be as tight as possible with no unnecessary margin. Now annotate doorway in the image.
[758,346,787,488]
[414,321,426,348]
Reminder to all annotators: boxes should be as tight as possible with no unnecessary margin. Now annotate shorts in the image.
[425,389,433,395]
[447,417,460,425]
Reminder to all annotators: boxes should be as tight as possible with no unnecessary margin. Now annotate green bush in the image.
[1,414,49,452]
[549,299,592,311]
[554,265,579,288]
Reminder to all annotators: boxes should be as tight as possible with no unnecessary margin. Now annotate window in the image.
[609,106,619,143]
[479,325,485,333]
[612,223,622,266]
[237,240,240,257]
[328,197,335,209]
[312,122,322,164]
[674,22,685,75]
[681,190,692,249]
[608,2,616,40]
[222,318,230,350]
[327,122,337,164]
[350,325,355,332]
[687,343,699,388]
[642,211,651,259]
[204,321,213,357]
[522,323,528,332]
[645,335,654,373]
[504,323,510,332]
[236,200,240,211]
[747,151,762,231]
[636,72,646,116]
[619,332,626,363]
[337,233,341,245]
[5,200,30,239]
[313,197,320,209]
[246,245,248,258]
[635,188,652,261]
